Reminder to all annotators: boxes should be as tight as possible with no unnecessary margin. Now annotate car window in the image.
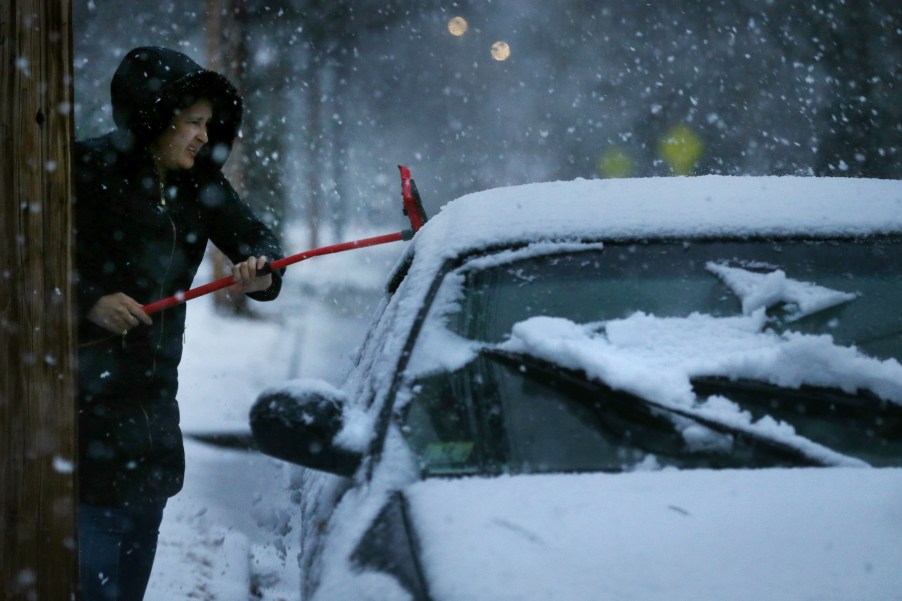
[398,238,902,477]
[451,240,902,362]
[402,353,811,476]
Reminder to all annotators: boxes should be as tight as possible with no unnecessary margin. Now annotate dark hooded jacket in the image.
[76,47,284,508]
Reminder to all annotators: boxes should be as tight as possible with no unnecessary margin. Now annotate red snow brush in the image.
[141,165,429,315]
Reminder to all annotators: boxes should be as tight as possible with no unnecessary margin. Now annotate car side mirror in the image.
[250,382,362,477]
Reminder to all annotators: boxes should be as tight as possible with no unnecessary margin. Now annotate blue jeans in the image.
[78,503,166,601]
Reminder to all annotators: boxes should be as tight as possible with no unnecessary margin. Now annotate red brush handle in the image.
[142,167,429,315]
[141,231,404,315]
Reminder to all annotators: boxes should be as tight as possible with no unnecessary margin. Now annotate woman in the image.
[75,47,284,601]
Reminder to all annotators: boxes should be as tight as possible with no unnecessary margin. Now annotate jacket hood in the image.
[110,46,242,170]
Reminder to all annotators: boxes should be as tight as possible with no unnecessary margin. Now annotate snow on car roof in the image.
[412,176,902,261]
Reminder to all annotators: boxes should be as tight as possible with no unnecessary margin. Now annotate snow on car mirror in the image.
[250,380,362,477]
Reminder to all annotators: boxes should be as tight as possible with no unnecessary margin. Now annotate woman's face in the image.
[151,98,213,174]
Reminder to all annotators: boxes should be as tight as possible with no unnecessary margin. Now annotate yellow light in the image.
[659,124,704,176]
[598,147,634,178]
[448,16,468,36]
[491,41,511,61]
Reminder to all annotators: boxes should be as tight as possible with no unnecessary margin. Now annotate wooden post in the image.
[0,1,78,600]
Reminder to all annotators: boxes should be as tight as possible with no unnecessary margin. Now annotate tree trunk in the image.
[303,45,323,248]
[0,1,78,599]
[330,53,353,242]
[205,0,250,315]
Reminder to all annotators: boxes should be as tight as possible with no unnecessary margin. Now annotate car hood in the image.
[401,468,902,601]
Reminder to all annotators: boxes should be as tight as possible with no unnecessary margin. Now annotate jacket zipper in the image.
[139,178,174,453]
[152,179,178,376]
[138,398,154,449]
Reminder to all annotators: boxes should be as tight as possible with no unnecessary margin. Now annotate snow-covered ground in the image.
[144,240,402,601]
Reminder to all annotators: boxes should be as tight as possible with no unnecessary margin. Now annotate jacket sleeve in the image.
[199,172,285,302]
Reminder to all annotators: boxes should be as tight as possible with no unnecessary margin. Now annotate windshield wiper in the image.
[690,376,902,466]
[483,348,846,468]
[690,376,902,415]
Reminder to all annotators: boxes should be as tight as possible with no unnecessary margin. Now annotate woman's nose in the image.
[197,128,208,143]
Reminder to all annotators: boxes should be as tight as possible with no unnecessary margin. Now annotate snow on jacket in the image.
[75,47,284,508]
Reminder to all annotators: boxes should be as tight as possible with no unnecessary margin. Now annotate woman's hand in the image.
[87,293,153,334]
[231,256,273,294]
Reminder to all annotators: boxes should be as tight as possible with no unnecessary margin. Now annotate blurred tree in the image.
[73,0,902,240]
[208,0,418,247]
[295,0,347,247]
[290,0,417,246]
[745,0,902,177]
[206,0,251,314]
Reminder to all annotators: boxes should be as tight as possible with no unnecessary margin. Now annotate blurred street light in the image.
[491,41,511,61]
[448,16,468,36]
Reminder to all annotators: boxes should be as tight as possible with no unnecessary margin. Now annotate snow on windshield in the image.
[498,310,902,466]
[401,243,902,466]
[706,261,858,319]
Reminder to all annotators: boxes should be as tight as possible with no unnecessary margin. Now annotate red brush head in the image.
[399,165,428,232]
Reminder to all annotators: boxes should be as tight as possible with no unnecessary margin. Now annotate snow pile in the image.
[503,310,902,405]
[146,439,300,601]
[706,261,858,319]
[150,522,250,600]
[520,261,902,408]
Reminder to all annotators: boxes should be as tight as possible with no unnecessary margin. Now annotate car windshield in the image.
[399,239,902,477]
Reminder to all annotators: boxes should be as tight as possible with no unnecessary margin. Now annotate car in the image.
[250,175,902,601]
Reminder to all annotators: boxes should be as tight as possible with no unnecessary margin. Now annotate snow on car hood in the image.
[403,468,902,601]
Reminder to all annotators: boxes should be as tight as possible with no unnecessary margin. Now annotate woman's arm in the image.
[200,172,285,301]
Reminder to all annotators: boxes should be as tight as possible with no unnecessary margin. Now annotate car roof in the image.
[388,175,902,295]
[411,176,902,260]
